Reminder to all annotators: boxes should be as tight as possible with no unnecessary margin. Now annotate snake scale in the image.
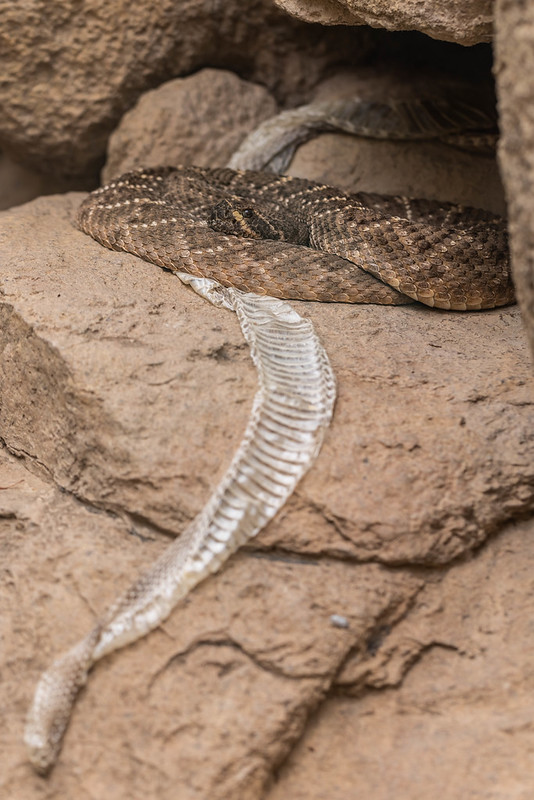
[25,162,513,772]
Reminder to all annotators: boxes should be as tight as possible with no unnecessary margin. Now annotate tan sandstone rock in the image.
[0,443,420,800]
[0,0,368,179]
[0,152,85,211]
[1,195,532,565]
[2,48,532,800]
[102,70,278,182]
[267,516,534,800]
[274,0,495,45]
[495,0,534,360]
[288,72,506,215]
[1,189,532,799]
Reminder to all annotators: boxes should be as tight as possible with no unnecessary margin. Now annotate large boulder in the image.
[103,70,278,182]
[0,0,367,179]
[0,440,418,800]
[2,194,531,560]
[1,186,532,798]
[267,516,534,800]
[495,0,534,360]
[274,0,494,45]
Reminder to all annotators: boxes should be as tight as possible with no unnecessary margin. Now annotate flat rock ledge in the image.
[1,194,533,563]
[1,193,533,799]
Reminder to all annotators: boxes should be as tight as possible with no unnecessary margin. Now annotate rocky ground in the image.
[1,3,533,799]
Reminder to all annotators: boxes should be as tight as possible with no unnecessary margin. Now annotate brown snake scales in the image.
[76,165,514,311]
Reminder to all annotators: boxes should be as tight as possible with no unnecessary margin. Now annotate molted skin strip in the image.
[25,272,335,773]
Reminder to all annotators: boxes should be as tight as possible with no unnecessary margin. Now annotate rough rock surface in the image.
[2,195,532,563]
[0,0,368,179]
[0,152,86,211]
[291,132,505,214]
[274,0,494,45]
[495,0,534,360]
[103,70,278,183]
[0,442,422,800]
[1,190,533,799]
[267,516,534,800]
[2,56,533,798]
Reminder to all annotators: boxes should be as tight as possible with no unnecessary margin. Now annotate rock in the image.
[0,443,421,800]
[291,133,505,214]
[1,145,533,800]
[267,516,534,800]
[0,0,368,180]
[288,72,506,214]
[495,0,534,361]
[0,193,259,535]
[274,0,494,45]
[103,70,278,182]
[0,152,85,212]
[2,44,533,797]
[1,194,532,564]
[1,185,532,795]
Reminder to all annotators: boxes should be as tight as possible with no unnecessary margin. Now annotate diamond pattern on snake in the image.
[77,165,513,311]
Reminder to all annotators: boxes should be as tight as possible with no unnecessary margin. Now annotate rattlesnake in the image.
[25,152,513,771]
[76,165,513,311]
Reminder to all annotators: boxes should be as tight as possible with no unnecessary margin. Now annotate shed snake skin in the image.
[25,275,336,771]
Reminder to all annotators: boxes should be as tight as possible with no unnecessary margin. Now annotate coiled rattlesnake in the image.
[76,165,513,311]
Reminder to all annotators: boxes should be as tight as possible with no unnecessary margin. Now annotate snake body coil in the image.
[76,165,513,311]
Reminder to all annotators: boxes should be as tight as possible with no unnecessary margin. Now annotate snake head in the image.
[209,199,265,239]
[209,198,309,246]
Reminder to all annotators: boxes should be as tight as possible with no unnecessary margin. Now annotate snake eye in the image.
[242,208,253,218]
